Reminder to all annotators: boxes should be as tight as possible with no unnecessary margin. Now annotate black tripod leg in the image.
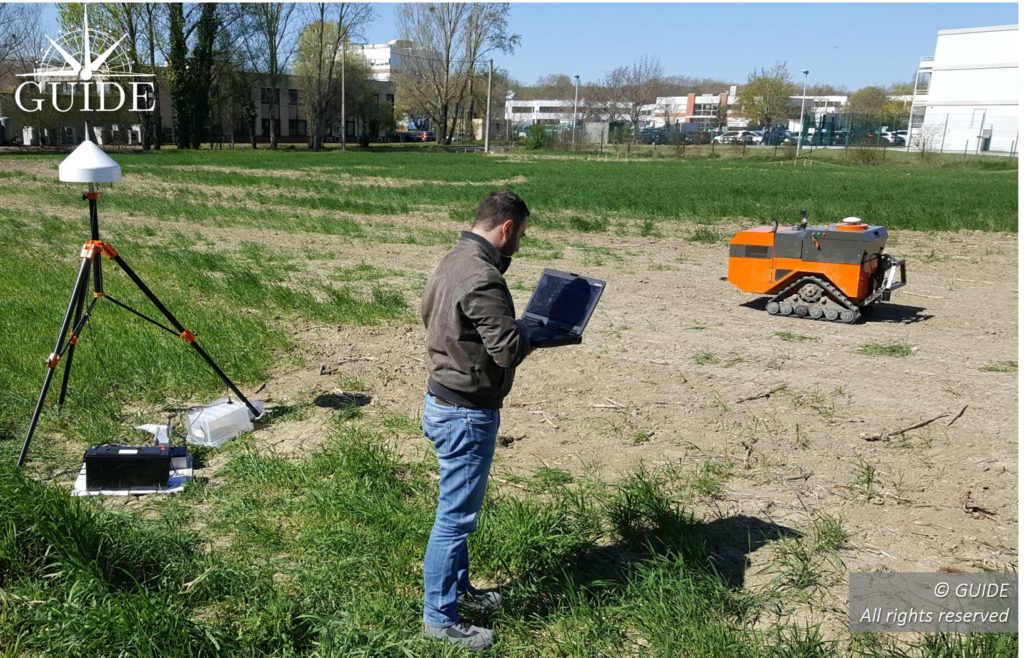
[58,264,92,406]
[110,254,261,419]
[18,256,93,467]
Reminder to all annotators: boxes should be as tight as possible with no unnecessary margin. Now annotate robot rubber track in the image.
[765,275,862,324]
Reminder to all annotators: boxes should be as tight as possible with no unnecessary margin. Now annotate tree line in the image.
[510,59,914,141]
[2,4,913,149]
[1,2,521,149]
[46,3,390,151]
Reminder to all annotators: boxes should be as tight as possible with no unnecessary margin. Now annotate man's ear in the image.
[501,219,515,238]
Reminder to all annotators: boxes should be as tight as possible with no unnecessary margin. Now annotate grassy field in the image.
[0,148,1017,656]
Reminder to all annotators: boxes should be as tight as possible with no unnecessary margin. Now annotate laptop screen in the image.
[523,269,605,332]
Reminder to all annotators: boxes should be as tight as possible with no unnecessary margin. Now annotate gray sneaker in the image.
[458,588,503,613]
[423,621,494,651]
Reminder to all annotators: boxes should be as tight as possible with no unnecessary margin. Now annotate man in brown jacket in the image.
[420,190,532,651]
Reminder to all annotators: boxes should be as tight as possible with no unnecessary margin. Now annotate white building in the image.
[507,90,916,136]
[639,90,741,129]
[355,40,408,82]
[504,99,632,127]
[909,25,1018,153]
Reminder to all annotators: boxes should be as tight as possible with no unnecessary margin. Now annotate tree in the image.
[660,74,737,95]
[807,82,848,96]
[888,81,914,96]
[600,56,663,144]
[236,3,298,150]
[735,61,796,129]
[294,3,373,150]
[849,84,911,130]
[847,86,888,121]
[344,55,395,146]
[141,3,166,148]
[882,82,913,130]
[58,3,169,149]
[167,5,190,147]
[162,4,223,149]
[394,3,518,145]
[0,4,42,117]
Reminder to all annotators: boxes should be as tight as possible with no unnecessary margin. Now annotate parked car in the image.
[880,131,904,145]
[782,131,805,146]
[398,129,435,142]
[714,130,756,144]
[640,127,668,145]
[749,130,764,144]
[760,130,789,145]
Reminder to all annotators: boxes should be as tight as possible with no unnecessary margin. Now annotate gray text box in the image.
[850,573,1017,633]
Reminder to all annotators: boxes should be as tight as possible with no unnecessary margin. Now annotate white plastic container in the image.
[185,398,264,447]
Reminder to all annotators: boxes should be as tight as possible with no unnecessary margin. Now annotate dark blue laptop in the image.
[520,269,606,348]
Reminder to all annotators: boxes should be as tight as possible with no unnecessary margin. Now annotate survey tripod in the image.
[17,184,260,467]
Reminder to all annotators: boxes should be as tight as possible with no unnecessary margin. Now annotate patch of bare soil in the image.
[230,222,1016,639]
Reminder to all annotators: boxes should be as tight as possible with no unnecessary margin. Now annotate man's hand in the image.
[515,319,536,356]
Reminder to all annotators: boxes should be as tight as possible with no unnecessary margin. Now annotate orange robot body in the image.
[727,215,906,323]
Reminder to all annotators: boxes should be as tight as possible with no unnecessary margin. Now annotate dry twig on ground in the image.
[735,384,786,404]
[860,412,949,441]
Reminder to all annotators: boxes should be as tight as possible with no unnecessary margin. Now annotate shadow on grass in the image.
[702,515,801,587]
[497,508,798,621]
[314,392,374,409]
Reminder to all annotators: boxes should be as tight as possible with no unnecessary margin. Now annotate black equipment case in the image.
[84,445,171,490]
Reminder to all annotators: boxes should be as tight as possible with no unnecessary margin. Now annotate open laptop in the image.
[520,269,606,348]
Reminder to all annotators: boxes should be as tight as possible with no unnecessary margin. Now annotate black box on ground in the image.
[84,445,171,490]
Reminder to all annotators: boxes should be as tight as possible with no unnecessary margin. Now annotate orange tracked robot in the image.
[727,211,906,323]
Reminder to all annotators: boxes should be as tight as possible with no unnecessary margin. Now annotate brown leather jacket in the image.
[422,231,530,409]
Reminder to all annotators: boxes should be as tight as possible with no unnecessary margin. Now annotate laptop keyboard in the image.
[524,322,577,345]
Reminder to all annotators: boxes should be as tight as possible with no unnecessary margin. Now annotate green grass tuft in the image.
[857,340,914,357]
[775,331,821,343]
[980,360,1017,373]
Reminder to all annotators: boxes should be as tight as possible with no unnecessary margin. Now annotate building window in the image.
[261,118,281,136]
[260,87,278,104]
[910,105,925,128]
[385,94,394,104]
[289,119,307,136]
[693,103,718,117]
[915,71,931,94]
[288,89,298,105]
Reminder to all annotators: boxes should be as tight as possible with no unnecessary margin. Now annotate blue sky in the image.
[360,2,1017,90]
[41,3,1018,91]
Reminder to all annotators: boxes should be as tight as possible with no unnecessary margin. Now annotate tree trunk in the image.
[269,98,278,150]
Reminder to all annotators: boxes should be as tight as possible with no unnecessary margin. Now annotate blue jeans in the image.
[422,393,499,628]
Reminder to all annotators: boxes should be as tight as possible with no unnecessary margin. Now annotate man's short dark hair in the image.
[472,190,530,231]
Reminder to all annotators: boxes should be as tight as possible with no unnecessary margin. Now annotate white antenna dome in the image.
[58,140,122,184]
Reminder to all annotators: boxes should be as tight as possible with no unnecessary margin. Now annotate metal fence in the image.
[502,109,1018,157]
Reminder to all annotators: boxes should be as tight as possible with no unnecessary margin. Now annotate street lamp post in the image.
[796,69,809,158]
[572,74,580,150]
[484,59,493,153]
